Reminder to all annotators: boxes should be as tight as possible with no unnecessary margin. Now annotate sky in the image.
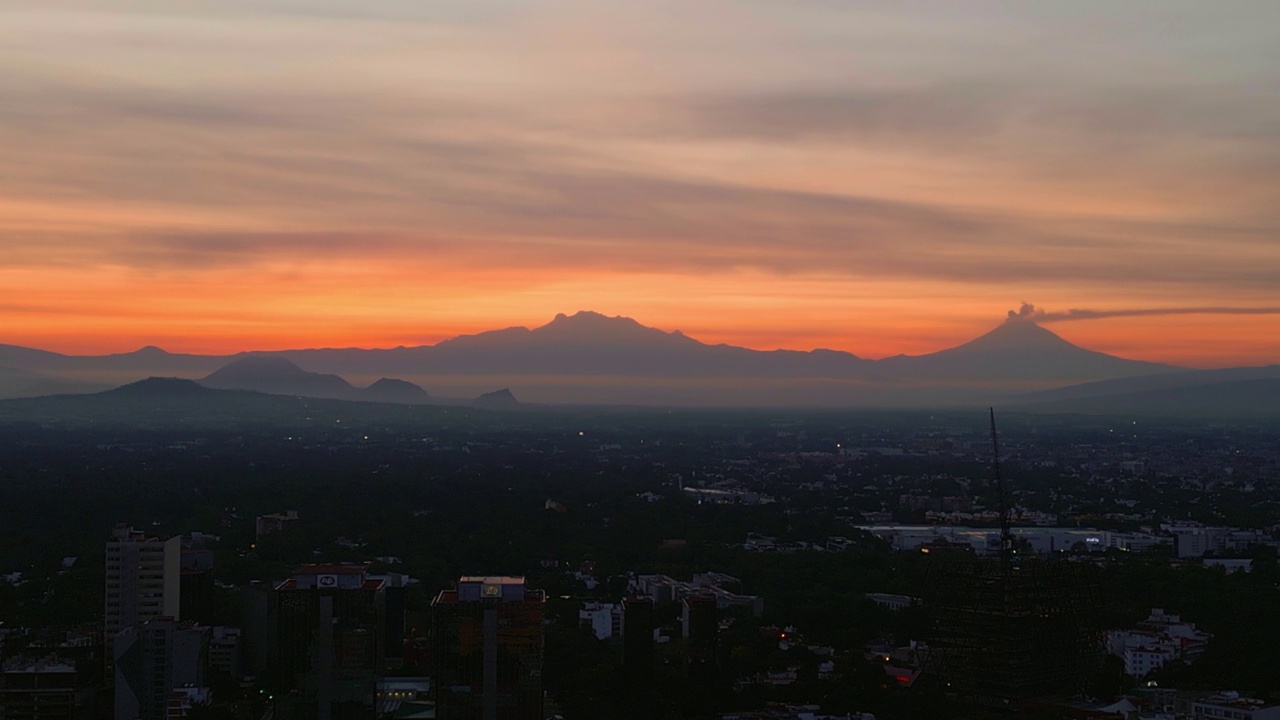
[2,1,1279,367]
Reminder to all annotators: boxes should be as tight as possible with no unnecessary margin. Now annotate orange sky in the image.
[2,2,1279,367]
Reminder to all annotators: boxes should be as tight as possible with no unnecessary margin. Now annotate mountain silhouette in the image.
[200,356,359,400]
[0,311,1191,405]
[105,377,217,399]
[0,377,459,427]
[878,317,1174,383]
[473,388,518,409]
[418,311,870,377]
[0,365,109,398]
[1018,378,1280,418]
[1014,365,1280,405]
[361,378,431,404]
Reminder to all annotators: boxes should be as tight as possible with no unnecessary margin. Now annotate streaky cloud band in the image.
[1009,302,1280,323]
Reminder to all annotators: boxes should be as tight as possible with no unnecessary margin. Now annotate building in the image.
[1165,525,1274,559]
[1180,692,1280,720]
[1203,558,1253,573]
[208,627,241,678]
[113,619,210,720]
[924,557,1103,706]
[166,686,212,720]
[105,526,182,639]
[271,565,389,720]
[255,511,299,541]
[0,657,94,720]
[635,573,764,617]
[865,593,918,612]
[375,677,431,719]
[178,547,215,626]
[621,597,655,691]
[1105,608,1212,677]
[369,573,411,670]
[858,524,1172,556]
[431,576,545,720]
[682,594,718,681]
[577,603,623,641]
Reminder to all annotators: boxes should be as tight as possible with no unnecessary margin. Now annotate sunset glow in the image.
[3,2,1279,367]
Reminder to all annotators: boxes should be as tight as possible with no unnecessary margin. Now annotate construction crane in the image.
[989,407,1014,561]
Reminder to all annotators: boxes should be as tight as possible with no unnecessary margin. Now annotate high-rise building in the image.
[682,594,718,680]
[431,576,545,720]
[682,595,717,657]
[924,557,1102,707]
[621,597,655,691]
[270,565,388,720]
[179,546,215,626]
[105,526,181,639]
[373,573,410,670]
[113,619,209,720]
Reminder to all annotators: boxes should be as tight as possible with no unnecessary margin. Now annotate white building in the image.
[635,574,765,617]
[1106,608,1212,677]
[1165,525,1272,559]
[105,525,181,638]
[578,603,623,641]
[858,525,1118,555]
[1122,645,1176,677]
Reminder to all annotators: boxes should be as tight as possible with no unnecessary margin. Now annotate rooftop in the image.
[459,575,525,584]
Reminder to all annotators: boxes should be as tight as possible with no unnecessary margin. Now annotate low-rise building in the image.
[208,627,241,677]
[254,510,299,540]
[0,657,95,720]
[1179,692,1280,720]
[635,573,764,616]
[1106,608,1212,677]
[578,603,623,641]
[865,593,918,612]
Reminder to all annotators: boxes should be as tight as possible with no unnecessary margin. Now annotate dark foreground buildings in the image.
[621,597,655,691]
[924,556,1103,708]
[431,576,545,720]
[271,565,389,720]
[113,619,208,720]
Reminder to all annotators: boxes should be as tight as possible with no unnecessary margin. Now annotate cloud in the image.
[1010,302,1280,323]
[1,0,1279,349]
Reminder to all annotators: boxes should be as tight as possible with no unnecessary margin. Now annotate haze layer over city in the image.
[1,2,1278,720]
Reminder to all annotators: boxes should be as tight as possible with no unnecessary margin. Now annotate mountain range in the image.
[2,310,1274,413]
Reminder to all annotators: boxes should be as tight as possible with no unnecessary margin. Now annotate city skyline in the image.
[3,1,1279,367]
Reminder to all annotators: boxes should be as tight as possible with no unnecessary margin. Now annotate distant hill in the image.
[0,343,229,375]
[361,378,431,404]
[0,365,108,398]
[0,377,297,426]
[200,356,359,400]
[103,376,217,399]
[0,344,68,369]
[0,377,461,427]
[1018,378,1280,418]
[1014,365,1280,405]
[473,388,519,409]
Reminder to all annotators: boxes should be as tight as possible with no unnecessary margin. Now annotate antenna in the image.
[990,407,1013,559]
